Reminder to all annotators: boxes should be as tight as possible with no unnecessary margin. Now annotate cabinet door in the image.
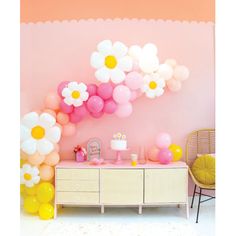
[100,169,143,204]
[145,168,187,204]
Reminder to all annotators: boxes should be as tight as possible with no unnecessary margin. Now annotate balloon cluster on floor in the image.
[20,40,189,219]
[148,132,183,164]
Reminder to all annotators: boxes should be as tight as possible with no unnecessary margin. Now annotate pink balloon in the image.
[69,112,83,124]
[113,85,131,104]
[87,84,98,96]
[125,72,143,90]
[167,79,182,92]
[44,92,61,110]
[86,96,104,113]
[115,102,133,118]
[156,132,172,149]
[97,83,113,100]
[73,105,88,117]
[57,81,69,97]
[158,148,173,164]
[103,99,117,114]
[62,123,76,136]
[90,111,104,118]
[130,91,138,101]
[60,100,73,114]
[56,112,69,125]
[148,146,160,162]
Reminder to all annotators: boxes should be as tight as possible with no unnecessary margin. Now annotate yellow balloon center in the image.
[31,125,45,140]
[149,81,158,90]
[24,173,32,181]
[105,55,117,69]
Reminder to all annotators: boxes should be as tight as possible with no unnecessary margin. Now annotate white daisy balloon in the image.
[20,164,40,187]
[129,43,159,74]
[20,112,61,155]
[90,40,133,84]
[62,82,89,107]
[142,73,166,99]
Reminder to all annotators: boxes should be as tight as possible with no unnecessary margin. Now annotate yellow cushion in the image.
[191,154,215,185]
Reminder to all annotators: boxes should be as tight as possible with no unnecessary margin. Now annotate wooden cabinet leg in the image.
[138,205,142,215]
[177,204,180,208]
[101,205,104,214]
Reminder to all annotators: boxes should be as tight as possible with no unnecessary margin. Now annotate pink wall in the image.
[21,19,215,164]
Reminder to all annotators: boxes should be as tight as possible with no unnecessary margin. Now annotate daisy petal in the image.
[156,78,166,88]
[90,52,105,69]
[22,164,31,172]
[20,125,30,142]
[118,56,133,72]
[81,91,89,101]
[39,113,56,128]
[32,167,39,175]
[21,112,39,129]
[155,88,165,96]
[110,68,126,84]
[64,97,74,106]
[62,87,71,97]
[21,138,37,155]
[37,139,54,155]
[25,181,34,188]
[46,126,61,143]
[78,83,87,91]
[68,82,79,90]
[95,67,110,82]
[112,41,128,58]
[97,40,112,56]
[73,99,83,107]
[146,90,156,99]
[33,176,40,184]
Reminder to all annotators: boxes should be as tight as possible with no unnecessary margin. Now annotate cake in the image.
[110,132,127,150]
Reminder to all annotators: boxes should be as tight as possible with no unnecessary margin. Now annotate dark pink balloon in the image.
[73,105,88,117]
[103,99,117,114]
[87,84,98,97]
[90,111,104,119]
[158,148,173,164]
[57,81,69,97]
[97,83,113,100]
[59,100,73,114]
[69,112,84,124]
[86,96,104,113]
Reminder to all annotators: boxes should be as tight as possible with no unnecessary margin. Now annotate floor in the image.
[20,197,215,236]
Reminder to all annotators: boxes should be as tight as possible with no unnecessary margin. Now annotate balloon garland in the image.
[20,40,190,219]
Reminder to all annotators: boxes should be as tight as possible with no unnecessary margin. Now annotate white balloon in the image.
[158,64,173,80]
[143,43,158,55]
[174,65,190,81]
[139,54,159,73]
[128,45,142,60]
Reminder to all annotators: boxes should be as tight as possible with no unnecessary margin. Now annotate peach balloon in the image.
[62,123,76,136]
[148,146,160,162]
[44,152,60,166]
[57,112,69,125]
[39,164,54,181]
[43,109,57,118]
[20,150,28,160]
[44,92,61,110]
[28,152,45,166]
[54,143,60,152]
[167,78,182,92]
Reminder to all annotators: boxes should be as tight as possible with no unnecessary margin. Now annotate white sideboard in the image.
[55,161,189,218]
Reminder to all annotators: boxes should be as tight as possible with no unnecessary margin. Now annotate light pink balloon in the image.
[113,85,131,104]
[167,79,182,92]
[57,81,69,97]
[97,83,113,100]
[60,100,73,114]
[44,92,61,110]
[87,84,97,96]
[103,99,117,114]
[62,123,76,136]
[174,65,190,81]
[115,102,133,118]
[156,132,172,149]
[90,111,104,119]
[158,148,173,164]
[130,91,138,101]
[125,72,143,90]
[148,146,160,162]
[86,96,104,113]
[56,112,69,125]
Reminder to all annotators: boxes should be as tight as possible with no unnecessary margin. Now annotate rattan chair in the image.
[186,129,215,223]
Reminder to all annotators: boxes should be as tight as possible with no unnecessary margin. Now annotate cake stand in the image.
[111,148,129,164]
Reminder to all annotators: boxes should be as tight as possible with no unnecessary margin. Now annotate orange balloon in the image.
[57,112,69,125]
[39,164,54,181]
[43,109,57,118]
[28,152,45,166]
[148,146,160,162]
[44,152,60,166]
